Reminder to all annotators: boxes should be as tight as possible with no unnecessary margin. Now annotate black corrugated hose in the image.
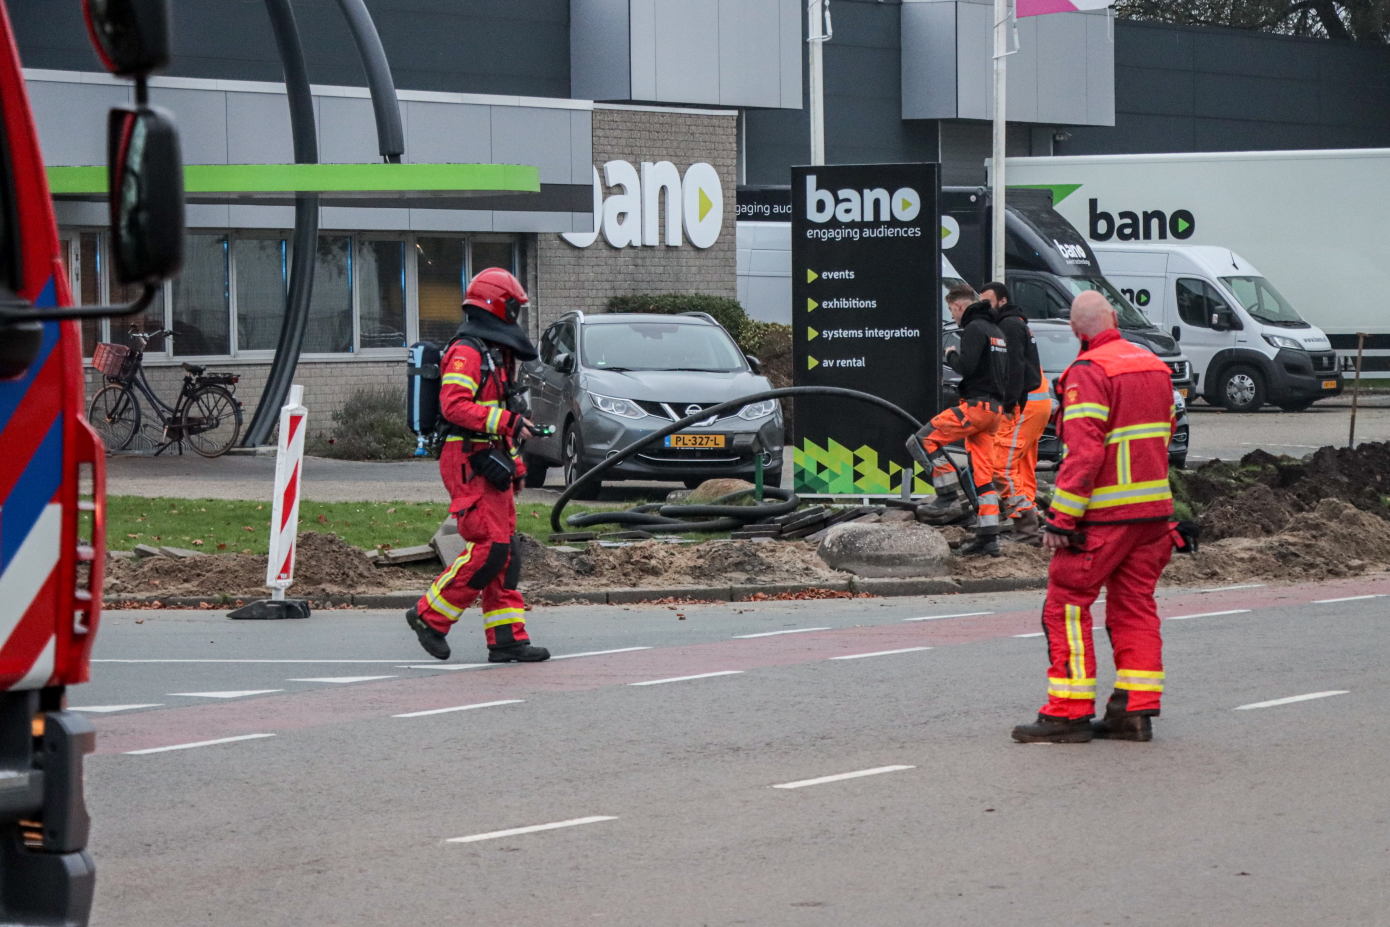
[548,387,925,536]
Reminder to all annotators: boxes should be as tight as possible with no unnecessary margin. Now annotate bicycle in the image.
[88,329,244,457]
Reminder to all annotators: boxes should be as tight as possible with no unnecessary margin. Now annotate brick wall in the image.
[535,107,739,332]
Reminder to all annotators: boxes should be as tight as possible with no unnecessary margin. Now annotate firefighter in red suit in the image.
[1012,291,1176,743]
[406,268,550,663]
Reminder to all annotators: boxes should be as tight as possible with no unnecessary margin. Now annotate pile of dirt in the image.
[104,532,425,597]
[1176,443,1390,541]
[516,535,849,591]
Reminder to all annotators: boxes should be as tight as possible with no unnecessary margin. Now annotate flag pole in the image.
[991,0,1012,281]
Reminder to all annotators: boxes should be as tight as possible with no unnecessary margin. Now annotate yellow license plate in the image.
[1323,379,1338,389]
[1177,388,1188,398]
[666,434,725,448]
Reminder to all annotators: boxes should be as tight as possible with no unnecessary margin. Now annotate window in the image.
[580,321,744,372]
[234,236,287,352]
[1012,279,1069,320]
[359,238,406,349]
[416,236,465,345]
[305,236,353,354]
[1220,276,1304,326]
[1175,278,1227,329]
[172,233,230,356]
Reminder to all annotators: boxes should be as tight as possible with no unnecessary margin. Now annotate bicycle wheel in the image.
[180,385,242,458]
[87,384,141,450]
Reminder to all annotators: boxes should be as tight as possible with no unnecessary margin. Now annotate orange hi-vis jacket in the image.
[1047,328,1176,533]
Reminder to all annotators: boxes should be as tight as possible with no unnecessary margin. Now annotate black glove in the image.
[1170,520,1200,554]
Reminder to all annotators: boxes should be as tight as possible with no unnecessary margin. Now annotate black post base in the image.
[228,598,312,620]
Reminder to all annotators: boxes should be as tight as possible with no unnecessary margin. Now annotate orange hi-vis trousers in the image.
[994,386,1052,516]
[920,399,1004,533]
[1039,521,1172,720]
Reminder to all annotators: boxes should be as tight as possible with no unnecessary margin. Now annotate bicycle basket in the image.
[92,343,136,379]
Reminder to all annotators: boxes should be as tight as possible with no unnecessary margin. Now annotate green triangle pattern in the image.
[793,438,934,495]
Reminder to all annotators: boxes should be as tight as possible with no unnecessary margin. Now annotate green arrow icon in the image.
[807,298,818,312]
[807,269,818,283]
[808,327,818,341]
[1175,216,1191,234]
[807,356,819,370]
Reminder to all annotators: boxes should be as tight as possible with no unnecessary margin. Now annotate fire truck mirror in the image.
[107,105,185,287]
[83,0,171,78]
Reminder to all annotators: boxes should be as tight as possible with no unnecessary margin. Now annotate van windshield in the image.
[1055,276,1154,330]
[581,321,746,372]
[942,276,968,323]
[1221,276,1308,328]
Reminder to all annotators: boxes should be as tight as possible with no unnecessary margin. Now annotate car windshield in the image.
[1034,325,1081,378]
[1221,276,1307,327]
[941,276,968,323]
[1055,276,1154,330]
[581,321,746,372]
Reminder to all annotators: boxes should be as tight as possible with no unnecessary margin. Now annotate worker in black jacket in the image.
[913,284,1010,556]
[981,282,1050,545]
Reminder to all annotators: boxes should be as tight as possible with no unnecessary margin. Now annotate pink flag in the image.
[1017,0,1114,17]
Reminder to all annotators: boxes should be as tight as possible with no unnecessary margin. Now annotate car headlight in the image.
[1264,334,1305,351]
[738,399,779,420]
[586,391,646,419]
[1172,389,1186,414]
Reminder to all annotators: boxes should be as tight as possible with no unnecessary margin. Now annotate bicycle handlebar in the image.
[127,328,174,348]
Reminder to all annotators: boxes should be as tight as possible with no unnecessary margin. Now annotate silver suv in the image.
[520,311,784,496]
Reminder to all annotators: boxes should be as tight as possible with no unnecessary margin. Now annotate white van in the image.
[1094,245,1341,413]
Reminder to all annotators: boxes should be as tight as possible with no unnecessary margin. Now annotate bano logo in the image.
[1088,198,1195,242]
[562,160,722,250]
[805,174,921,222]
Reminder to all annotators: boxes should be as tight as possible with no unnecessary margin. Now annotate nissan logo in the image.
[685,404,703,417]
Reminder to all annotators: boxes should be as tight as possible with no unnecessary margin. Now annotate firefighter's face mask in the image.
[504,296,524,325]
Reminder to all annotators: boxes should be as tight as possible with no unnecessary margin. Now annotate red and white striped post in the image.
[266,384,307,600]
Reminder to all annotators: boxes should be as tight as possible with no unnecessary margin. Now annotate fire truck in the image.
[0,1,184,922]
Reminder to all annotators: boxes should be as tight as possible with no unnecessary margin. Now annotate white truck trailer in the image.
[1005,149,1390,376]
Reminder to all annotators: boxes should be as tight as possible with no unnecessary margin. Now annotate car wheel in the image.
[1218,365,1266,413]
[563,425,602,500]
[1279,401,1313,413]
[522,453,548,488]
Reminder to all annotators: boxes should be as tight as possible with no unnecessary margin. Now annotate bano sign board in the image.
[792,163,941,495]
[562,161,723,249]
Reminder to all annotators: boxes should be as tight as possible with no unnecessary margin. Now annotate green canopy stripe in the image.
[46,162,541,195]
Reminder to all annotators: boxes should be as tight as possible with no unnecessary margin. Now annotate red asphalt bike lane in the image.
[89,576,1390,755]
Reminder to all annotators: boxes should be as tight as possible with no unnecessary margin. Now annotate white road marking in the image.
[1313,594,1384,604]
[1165,609,1251,621]
[71,704,162,713]
[447,815,617,844]
[1013,632,1045,638]
[288,676,396,684]
[734,628,831,639]
[773,765,916,790]
[126,733,276,755]
[168,690,283,699]
[830,647,932,660]
[398,664,490,670]
[1235,691,1349,710]
[550,647,653,659]
[394,700,525,718]
[903,611,992,622]
[97,659,420,664]
[1198,584,1266,592]
[628,671,744,686]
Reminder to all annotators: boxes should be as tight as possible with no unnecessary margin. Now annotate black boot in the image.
[488,643,551,663]
[917,492,973,526]
[406,607,451,661]
[1011,713,1095,743]
[1092,691,1155,741]
[959,531,1001,557]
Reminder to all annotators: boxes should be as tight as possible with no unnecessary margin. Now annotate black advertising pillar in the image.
[791,163,941,495]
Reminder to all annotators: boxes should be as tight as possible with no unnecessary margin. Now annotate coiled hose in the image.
[549,387,925,535]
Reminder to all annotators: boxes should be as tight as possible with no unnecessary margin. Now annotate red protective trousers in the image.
[920,399,1003,532]
[993,390,1051,517]
[1040,520,1171,719]
[415,443,529,647]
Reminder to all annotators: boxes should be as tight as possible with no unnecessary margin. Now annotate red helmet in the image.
[463,267,528,324]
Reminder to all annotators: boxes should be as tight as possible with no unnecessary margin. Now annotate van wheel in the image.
[1279,401,1313,413]
[563,426,602,500]
[1218,365,1266,413]
[522,454,548,488]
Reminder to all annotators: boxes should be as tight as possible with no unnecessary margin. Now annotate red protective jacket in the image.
[438,339,526,527]
[1047,329,1176,532]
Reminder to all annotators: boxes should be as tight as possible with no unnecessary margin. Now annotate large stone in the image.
[816,523,951,578]
[685,479,757,505]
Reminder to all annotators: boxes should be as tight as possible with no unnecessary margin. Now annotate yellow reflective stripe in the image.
[1116,668,1165,692]
[1117,669,1165,679]
[475,399,501,407]
[1115,681,1165,692]
[1050,487,1090,517]
[1048,677,1098,699]
[485,407,503,432]
[1063,402,1110,422]
[1088,479,1173,510]
[441,372,478,390]
[1106,422,1173,443]
[483,608,525,629]
[425,542,474,621]
[445,435,466,443]
[1065,604,1086,682]
[1116,441,1132,485]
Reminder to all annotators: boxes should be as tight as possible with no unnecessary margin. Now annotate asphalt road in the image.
[77,577,1389,926]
